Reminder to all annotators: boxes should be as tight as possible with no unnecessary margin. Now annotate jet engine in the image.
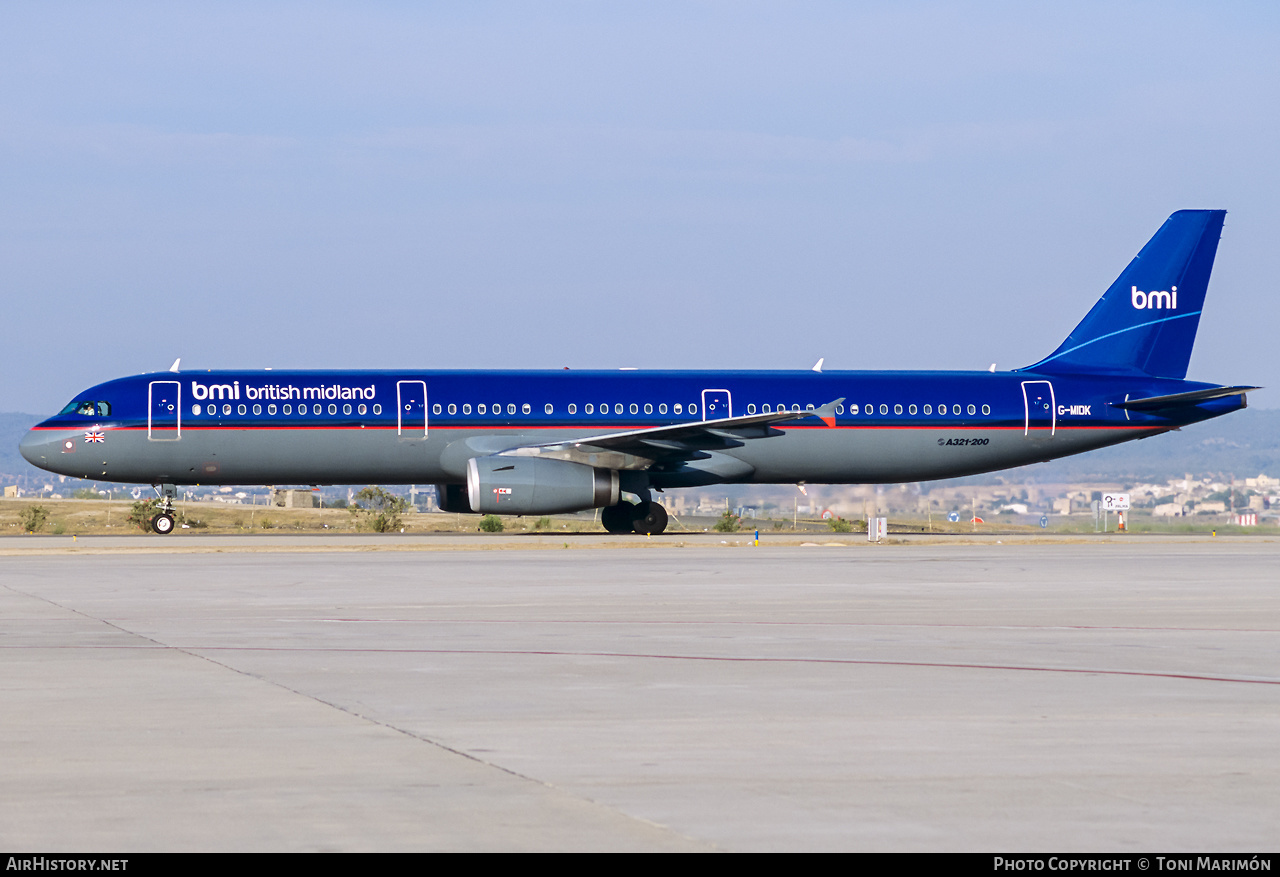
[466,456,620,515]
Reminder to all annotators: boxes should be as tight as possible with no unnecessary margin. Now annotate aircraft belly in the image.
[99,428,450,485]
[734,427,1160,484]
[31,422,1166,488]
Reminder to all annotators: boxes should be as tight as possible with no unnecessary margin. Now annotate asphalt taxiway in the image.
[2,536,1277,851]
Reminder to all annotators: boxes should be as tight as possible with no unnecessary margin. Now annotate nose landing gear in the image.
[149,483,178,535]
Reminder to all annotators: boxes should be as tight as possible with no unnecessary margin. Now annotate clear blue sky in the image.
[3,2,1277,413]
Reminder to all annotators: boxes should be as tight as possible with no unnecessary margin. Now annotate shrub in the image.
[478,515,505,532]
[126,499,162,532]
[19,505,49,533]
[347,486,409,533]
[713,510,740,532]
[827,517,852,533]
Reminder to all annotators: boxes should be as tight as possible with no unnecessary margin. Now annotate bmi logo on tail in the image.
[1131,286,1177,309]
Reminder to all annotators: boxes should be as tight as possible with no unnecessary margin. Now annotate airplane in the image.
[20,209,1255,535]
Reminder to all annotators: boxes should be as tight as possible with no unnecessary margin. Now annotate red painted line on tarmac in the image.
[310,618,1279,634]
[17,644,1275,686]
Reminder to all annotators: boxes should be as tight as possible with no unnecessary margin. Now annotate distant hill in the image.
[989,406,1280,484]
[4,407,1279,490]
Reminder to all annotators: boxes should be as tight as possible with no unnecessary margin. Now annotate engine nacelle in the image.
[466,456,620,515]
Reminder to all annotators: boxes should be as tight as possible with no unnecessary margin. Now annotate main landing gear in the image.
[601,500,669,535]
[150,483,177,535]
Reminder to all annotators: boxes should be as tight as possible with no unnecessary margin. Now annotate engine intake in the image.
[434,483,474,514]
[467,456,620,515]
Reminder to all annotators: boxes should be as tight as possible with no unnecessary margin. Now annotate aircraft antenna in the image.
[169,358,181,373]
[812,358,824,373]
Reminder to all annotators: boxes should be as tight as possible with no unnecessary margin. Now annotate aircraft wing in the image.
[496,398,845,470]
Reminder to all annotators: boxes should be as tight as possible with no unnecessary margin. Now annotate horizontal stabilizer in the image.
[1111,386,1258,412]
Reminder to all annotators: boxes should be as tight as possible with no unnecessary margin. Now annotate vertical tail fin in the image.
[1026,209,1225,378]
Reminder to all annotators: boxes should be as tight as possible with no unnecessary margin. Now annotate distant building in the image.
[274,489,319,508]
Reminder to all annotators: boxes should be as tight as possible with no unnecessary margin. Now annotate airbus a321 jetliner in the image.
[21,210,1255,535]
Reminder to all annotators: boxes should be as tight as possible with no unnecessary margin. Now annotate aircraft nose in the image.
[19,428,55,469]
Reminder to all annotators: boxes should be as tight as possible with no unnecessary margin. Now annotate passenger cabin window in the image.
[568,403,577,414]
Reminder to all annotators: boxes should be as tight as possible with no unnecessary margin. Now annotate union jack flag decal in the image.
[84,429,105,443]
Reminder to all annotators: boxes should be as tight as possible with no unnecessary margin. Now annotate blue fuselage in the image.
[20,368,1244,488]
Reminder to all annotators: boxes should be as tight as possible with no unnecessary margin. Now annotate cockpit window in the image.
[59,400,111,417]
